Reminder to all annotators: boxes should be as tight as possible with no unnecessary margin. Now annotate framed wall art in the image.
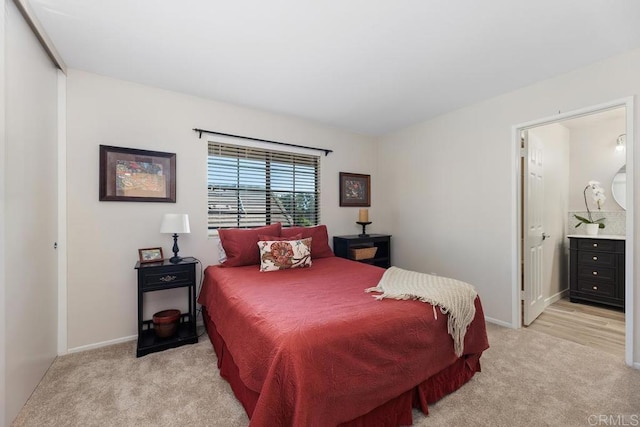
[99,145,176,202]
[339,172,370,207]
[138,247,164,264]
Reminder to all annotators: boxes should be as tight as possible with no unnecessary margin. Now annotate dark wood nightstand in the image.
[333,234,391,268]
[134,258,199,357]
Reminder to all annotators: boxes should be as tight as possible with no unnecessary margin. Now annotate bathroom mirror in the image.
[611,164,626,210]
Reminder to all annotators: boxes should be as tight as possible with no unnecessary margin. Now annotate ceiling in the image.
[561,107,625,130]
[28,0,640,136]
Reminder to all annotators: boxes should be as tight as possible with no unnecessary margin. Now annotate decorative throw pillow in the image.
[258,238,312,272]
[218,223,282,267]
[281,225,334,258]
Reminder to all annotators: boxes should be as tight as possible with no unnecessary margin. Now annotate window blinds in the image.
[207,142,320,230]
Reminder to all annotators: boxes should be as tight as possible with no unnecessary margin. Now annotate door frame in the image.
[511,97,635,367]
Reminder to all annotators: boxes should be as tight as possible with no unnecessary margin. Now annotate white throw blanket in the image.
[365,267,477,357]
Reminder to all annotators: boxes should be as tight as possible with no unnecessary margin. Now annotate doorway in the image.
[513,98,634,366]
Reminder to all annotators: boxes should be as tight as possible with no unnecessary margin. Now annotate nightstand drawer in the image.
[577,265,616,282]
[140,267,193,290]
[577,280,615,298]
[577,251,616,267]
[576,239,619,253]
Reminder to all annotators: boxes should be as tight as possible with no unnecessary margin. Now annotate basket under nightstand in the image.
[333,234,391,268]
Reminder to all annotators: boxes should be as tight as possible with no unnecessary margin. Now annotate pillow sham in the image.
[281,225,334,258]
[218,223,282,267]
[258,238,312,272]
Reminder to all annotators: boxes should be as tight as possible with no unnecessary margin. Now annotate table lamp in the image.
[160,213,191,263]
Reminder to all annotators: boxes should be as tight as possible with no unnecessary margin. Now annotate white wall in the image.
[3,0,59,424]
[376,47,640,363]
[0,2,7,425]
[529,124,570,300]
[568,116,626,212]
[65,70,377,350]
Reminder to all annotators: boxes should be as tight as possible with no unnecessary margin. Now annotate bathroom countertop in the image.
[566,234,626,240]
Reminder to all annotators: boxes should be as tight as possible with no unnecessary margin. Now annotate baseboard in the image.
[544,289,569,306]
[66,317,205,355]
[633,361,640,370]
[484,316,513,328]
[66,334,137,355]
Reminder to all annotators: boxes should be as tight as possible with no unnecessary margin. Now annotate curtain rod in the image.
[193,128,333,156]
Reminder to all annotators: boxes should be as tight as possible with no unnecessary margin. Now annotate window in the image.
[207,142,320,230]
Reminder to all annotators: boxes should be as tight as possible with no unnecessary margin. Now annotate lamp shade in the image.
[160,214,191,234]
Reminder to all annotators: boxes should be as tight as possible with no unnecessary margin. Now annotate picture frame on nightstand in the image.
[138,247,164,264]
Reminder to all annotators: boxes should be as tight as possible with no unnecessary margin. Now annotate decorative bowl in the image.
[152,309,181,338]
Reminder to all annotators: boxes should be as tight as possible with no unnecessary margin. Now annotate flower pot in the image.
[152,309,181,338]
[585,223,599,236]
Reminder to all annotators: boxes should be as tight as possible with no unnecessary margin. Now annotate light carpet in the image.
[12,324,640,427]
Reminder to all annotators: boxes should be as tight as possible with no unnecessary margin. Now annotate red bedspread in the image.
[198,257,489,426]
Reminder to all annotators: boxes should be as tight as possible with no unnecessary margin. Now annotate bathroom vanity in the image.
[567,235,625,309]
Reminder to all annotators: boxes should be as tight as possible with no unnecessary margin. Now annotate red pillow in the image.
[281,225,334,258]
[219,223,282,267]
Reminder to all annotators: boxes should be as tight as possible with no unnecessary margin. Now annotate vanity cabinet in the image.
[568,237,624,309]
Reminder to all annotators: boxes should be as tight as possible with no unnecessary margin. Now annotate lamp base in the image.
[170,233,182,263]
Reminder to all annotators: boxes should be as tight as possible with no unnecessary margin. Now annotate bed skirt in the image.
[202,307,482,426]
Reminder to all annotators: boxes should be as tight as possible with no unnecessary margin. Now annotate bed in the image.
[198,234,489,426]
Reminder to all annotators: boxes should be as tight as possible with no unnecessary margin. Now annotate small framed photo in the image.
[99,145,176,202]
[339,172,371,207]
[138,247,164,264]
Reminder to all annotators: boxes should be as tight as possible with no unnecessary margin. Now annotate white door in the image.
[523,131,546,325]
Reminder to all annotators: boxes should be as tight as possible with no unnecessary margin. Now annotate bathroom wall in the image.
[567,211,626,236]
[566,110,626,236]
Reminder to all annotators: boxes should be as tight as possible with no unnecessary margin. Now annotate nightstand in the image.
[333,234,391,268]
[134,258,199,357]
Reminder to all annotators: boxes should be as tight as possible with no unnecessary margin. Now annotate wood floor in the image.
[527,298,625,359]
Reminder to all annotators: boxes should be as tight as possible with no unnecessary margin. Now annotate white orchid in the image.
[588,181,606,209]
[574,180,606,229]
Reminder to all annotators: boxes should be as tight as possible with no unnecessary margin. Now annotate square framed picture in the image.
[99,145,176,202]
[339,172,371,207]
[138,247,164,264]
